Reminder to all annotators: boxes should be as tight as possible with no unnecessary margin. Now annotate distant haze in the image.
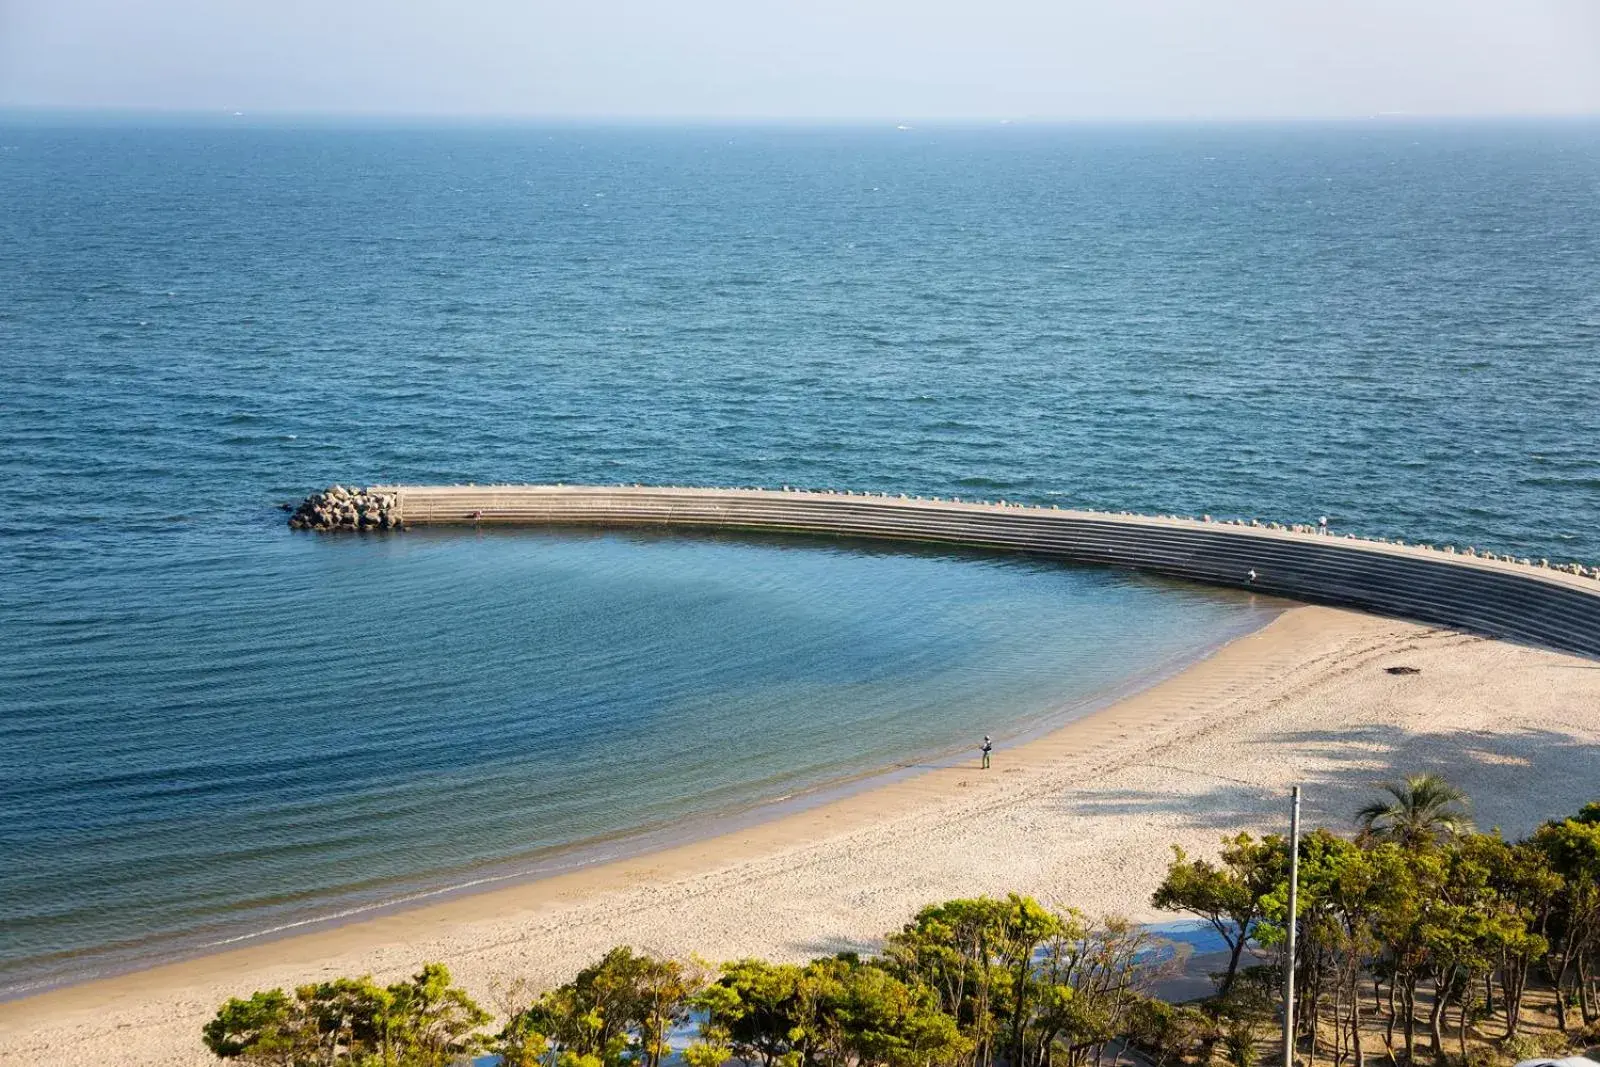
[2,0,1599,120]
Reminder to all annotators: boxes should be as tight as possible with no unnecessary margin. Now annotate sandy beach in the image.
[4,604,1598,1067]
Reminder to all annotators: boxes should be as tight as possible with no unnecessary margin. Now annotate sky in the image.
[2,0,1599,121]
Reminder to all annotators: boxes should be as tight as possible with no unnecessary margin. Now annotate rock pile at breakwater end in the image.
[287,486,403,532]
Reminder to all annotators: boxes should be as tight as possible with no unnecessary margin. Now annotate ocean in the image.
[1,118,1597,996]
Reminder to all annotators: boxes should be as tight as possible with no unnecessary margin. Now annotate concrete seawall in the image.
[362,484,1600,660]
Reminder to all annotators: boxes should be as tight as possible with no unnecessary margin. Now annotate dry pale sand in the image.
[4,605,1598,1067]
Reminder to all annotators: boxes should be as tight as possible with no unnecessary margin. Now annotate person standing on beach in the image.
[981,735,993,769]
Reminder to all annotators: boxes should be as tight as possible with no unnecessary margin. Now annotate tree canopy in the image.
[1355,773,1474,847]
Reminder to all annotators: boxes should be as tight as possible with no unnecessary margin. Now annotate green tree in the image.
[204,965,485,1067]
[1151,833,1286,998]
[381,964,488,1067]
[204,988,300,1065]
[805,956,969,1067]
[884,897,1011,1067]
[1031,915,1154,1067]
[1129,999,1213,1067]
[1261,830,1398,1067]
[202,979,395,1066]
[886,895,1129,1067]
[1219,1016,1259,1067]
[1533,813,1600,1030]
[494,1006,553,1067]
[995,895,1062,1067]
[1355,773,1473,847]
[1416,838,1518,1061]
[1369,842,1449,1063]
[683,1023,736,1067]
[1466,834,1556,1037]
[698,957,809,1067]
[303,978,392,1066]
[503,948,706,1067]
[628,954,706,1067]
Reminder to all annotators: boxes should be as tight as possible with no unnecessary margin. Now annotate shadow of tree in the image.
[1258,724,1596,839]
[1049,724,1598,842]
[791,935,880,958]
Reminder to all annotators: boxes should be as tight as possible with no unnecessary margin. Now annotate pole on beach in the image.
[1283,785,1302,1067]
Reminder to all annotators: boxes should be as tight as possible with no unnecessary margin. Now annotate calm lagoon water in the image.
[1,118,1597,994]
[0,526,1277,995]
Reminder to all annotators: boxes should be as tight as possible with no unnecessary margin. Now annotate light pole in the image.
[1283,785,1302,1067]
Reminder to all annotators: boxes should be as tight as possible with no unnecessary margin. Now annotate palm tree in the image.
[1355,773,1473,846]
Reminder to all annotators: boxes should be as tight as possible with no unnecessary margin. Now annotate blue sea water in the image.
[1,118,1598,996]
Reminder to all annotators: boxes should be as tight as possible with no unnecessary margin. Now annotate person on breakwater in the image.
[981,735,993,770]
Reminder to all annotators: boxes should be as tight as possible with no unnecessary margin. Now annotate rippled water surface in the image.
[0,526,1275,995]
[1,119,1597,994]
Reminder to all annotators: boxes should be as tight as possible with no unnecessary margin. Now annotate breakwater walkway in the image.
[337,485,1600,659]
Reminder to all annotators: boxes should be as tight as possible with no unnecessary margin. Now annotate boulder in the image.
[288,486,405,534]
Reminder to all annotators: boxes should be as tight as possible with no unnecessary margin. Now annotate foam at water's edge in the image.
[345,484,1600,660]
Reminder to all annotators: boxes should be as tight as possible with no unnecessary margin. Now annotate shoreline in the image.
[0,588,1280,1005]
[5,604,1599,1066]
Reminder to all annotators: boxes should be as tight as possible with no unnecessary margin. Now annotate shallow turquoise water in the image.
[1,119,1597,994]
[0,526,1276,995]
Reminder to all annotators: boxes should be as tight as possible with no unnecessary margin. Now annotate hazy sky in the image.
[3,0,1598,120]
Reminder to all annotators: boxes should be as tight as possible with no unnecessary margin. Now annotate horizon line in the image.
[4,104,1600,128]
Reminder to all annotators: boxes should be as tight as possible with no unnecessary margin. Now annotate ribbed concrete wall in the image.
[366,485,1600,660]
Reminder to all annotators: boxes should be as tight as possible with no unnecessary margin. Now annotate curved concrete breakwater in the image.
[291,484,1600,660]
